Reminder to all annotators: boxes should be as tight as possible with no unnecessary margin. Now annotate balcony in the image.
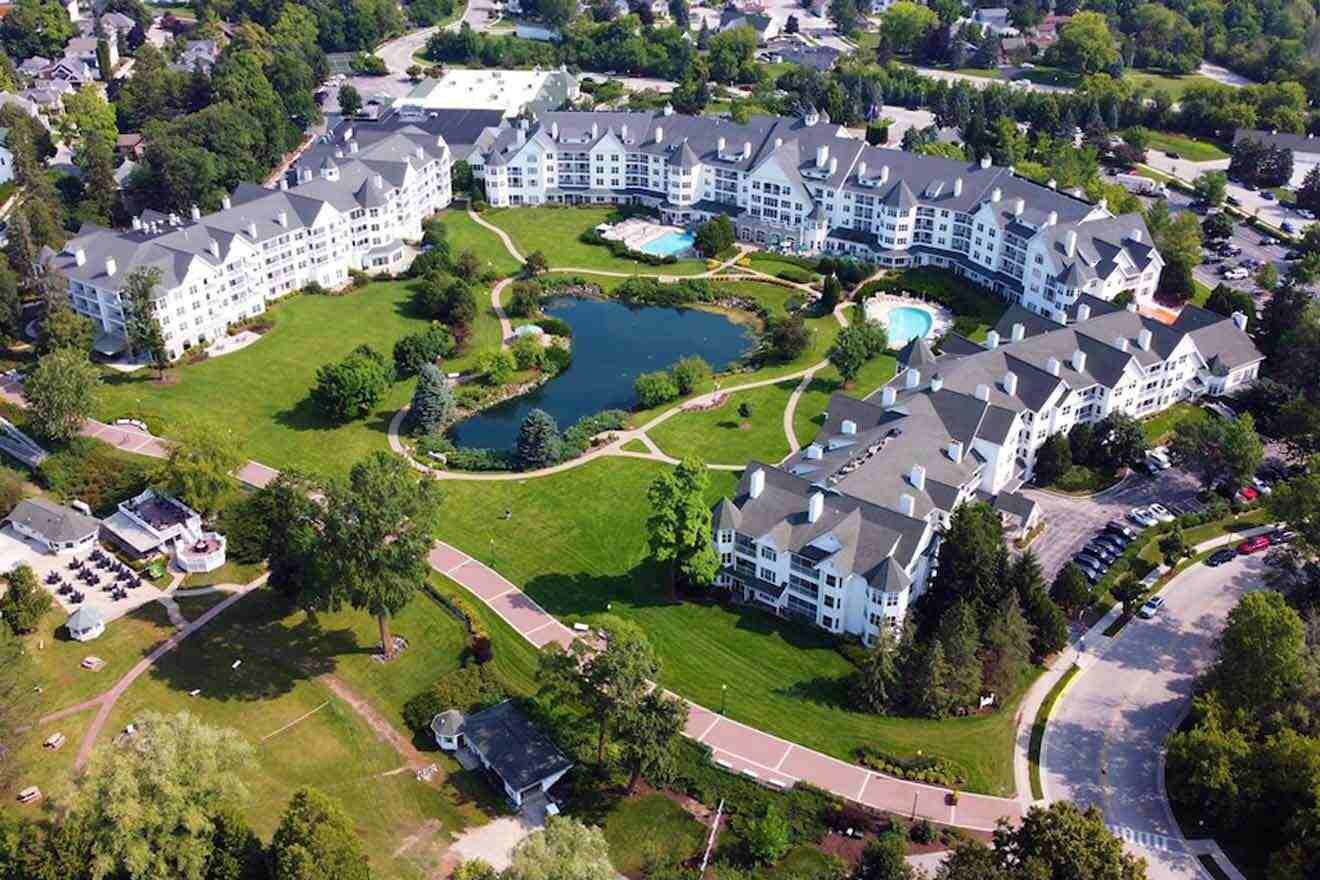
[174,532,227,573]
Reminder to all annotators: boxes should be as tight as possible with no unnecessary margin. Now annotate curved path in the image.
[1040,528,1274,880]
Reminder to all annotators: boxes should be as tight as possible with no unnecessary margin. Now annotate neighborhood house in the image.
[431,701,573,807]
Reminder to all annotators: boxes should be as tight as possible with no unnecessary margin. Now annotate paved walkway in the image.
[427,541,1023,831]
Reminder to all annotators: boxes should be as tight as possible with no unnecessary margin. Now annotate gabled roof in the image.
[462,701,572,792]
[8,498,99,544]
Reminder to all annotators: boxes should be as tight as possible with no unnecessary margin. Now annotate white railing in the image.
[175,533,227,573]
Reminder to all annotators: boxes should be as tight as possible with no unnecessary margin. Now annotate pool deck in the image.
[863,294,954,347]
[600,219,693,257]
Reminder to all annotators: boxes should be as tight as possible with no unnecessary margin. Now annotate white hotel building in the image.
[48,124,453,360]
[471,108,1165,322]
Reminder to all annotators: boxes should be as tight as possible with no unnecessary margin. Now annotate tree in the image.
[122,268,169,375]
[983,591,1032,701]
[855,831,914,880]
[767,314,811,361]
[938,600,984,711]
[516,408,561,470]
[853,624,903,713]
[240,470,324,609]
[992,801,1147,879]
[0,564,49,635]
[1193,171,1228,207]
[37,294,94,357]
[1010,552,1068,658]
[1169,413,1264,491]
[911,639,955,719]
[1157,258,1196,304]
[646,456,719,595]
[524,250,549,275]
[337,83,362,117]
[152,417,243,519]
[1164,695,1252,827]
[318,451,444,660]
[22,347,99,442]
[312,346,392,422]
[1200,211,1234,242]
[634,370,679,408]
[740,805,791,865]
[1296,165,1320,215]
[1204,283,1255,321]
[507,281,542,318]
[476,348,515,386]
[693,215,735,257]
[65,711,255,880]
[1254,263,1279,292]
[406,63,422,81]
[0,0,75,60]
[1034,433,1072,485]
[1111,576,1146,617]
[409,364,455,435]
[1050,11,1120,74]
[0,255,20,346]
[1091,411,1148,471]
[920,502,1007,632]
[616,689,687,792]
[505,816,614,880]
[392,324,454,377]
[1268,472,1320,557]
[269,788,371,880]
[1207,590,1305,715]
[1159,526,1189,565]
[669,356,710,396]
[829,0,860,34]
[1052,563,1093,616]
[879,1,938,50]
[826,321,887,385]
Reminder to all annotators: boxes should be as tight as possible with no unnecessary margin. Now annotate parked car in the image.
[1166,150,1181,159]
[1222,267,1250,280]
[1146,452,1172,470]
[1130,507,1159,527]
[1084,543,1118,563]
[1238,535,1270,554]
[1235,486,1259,504]
[1268,529,1296,545]
[1206,548,1238,567]
[1093,534,1126,554]
[1147,503,1176,523]
[1138,596,1166,619]
[1106,521,1137,541]
[1262,190,1277,201]
[1282,221,1297,234]
[1252,477,1273,495]
[1075,552,1109,571]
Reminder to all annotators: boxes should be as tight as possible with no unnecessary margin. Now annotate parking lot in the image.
[1151,190,1290,296]
[1018,467,1205,580]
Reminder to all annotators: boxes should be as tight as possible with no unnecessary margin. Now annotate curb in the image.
[1036,661,1084,804]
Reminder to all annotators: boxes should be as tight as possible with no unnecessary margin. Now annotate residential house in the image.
[17,56,51,78]
[116,132,145,160]
[971,7,1018,36]
[170,39,219,75]
[62,36,117,78]
[718,9,778,41]
[763,37,842,71]
[0,128,13,186]
[7,498,100,554]
[431,701,573,807]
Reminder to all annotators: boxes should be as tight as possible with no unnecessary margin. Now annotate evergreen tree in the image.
[4,208,37,294]
[918,501,1008,635]
[515,408,561,470]
[938,601,983,711]
[983,591,1033,701]
[1009,551,1068,657]
[0,253,22,346]
[853,625,903,712]
[913,640,954,719]
[1034,433,1071,485]
[1052,563,1093,617]
[409,363,455,435]
[270,788,371,880]
[123,267,169,374]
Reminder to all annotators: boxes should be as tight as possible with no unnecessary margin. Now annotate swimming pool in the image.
[885,306,934,347]
[639,231,696,257]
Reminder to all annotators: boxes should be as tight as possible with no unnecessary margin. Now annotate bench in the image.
[43,733,65,750]
[17,787,41,804]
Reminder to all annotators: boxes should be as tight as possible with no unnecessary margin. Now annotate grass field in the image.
[433,456,1030,795]
[180,559,265,589]
[483,206,708,275]
[1143,130,1230,162]
[792,355,898,446]
[1028,664,1079,800]
[598,793,707,875]
[1124,70,1220,100]
[93,281,502,478]
[436,209,523,278]
[1140,401,1206,445]
[647,380,798,466]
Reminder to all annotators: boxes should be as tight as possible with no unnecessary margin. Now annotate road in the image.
[1041,550,1270,880]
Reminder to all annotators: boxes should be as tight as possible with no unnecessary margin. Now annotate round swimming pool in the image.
[885,306,934,347]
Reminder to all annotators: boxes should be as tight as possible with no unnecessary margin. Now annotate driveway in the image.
[1040,550,1269,880]
[1018,468,1203,579]
[447,797,547,871]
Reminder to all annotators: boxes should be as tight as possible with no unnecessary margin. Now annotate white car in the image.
[1148,503,1176,523]
[1222,268,1250,280]
[1146,452,1171,470]
[1130,507,1159,527]
[1253,477,1274,495]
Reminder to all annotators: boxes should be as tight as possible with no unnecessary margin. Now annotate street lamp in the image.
[720,683,728,715]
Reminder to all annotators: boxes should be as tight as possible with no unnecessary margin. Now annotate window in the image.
[822,616,835,629]
[759,567,776,582]
[759,546,777,561]
[825,574,838,587]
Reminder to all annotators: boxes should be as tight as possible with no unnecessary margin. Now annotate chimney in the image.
[516,128,526,146]
[743,141,751,159]
[906,368,921,389]
[1139,328,1152,351]
[841,419,856,435]
[1072,349,1087,372]
[1046,210,1058,226]
[774,137,783,148]
[1065,229,1078,257]
[334,148,344,159]
[857,161,867,178]
[808,491,824,523]
[1077,303,1091,322]
[806,443,824,460]
[909,464,926,491]
[247,221,258,239]
[104,257,117,276]
[749,468,765,499]
[655,126,663,143]
[930,374,944,392]
[1232,311,1248,332]
[899,493,916,517]
[222,195,232,210]
[1048,178,1057,189]
[1130,228,1143,243]
[991,187,1001,202]
[829,156,837,174]
[1126,302,1139,313]
[1011,322,1025,342]
[277,211,288,227]
[551,121,559,139]
[350,141,359,154]
[74,248,85,266]
[980,155,991,169]
[954,178,963,196]
[718,136,726,153]
[1003,371,1018,395]
[591,122,598,138]
[1014,198,1025,215]
[342,125,353,142]
[374,174,384,189]
[975,383,990,401]
[880,165,889,183]
[985,330,1000,349]
[208,239,219,258]
[190,204,201,221]
[1046,357,1060,376]
[948,441,964,463]
[621,123,628,141]
[1117,337,1129,352]
[881,386,897,407]
[816,144,829,168]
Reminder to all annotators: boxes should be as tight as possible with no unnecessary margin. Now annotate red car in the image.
[1238,535,1269,554]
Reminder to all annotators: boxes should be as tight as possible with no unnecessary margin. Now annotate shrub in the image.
[670,355,711,395]
[402,688,446,734]
[1,564,50,635]
[561,409,628,457]
[510,336,545,371]
[0,472,25,515]
[634,370,679,408]
[855,747,967,787]
[38,437,150,516]
[312,345,392,422]
[543,345,572,375]
[432,664,507,714]
[215,494,270,565]
[535,316,572,337]
[507,281,542,318]
[393,324,455,377]
[302,281,329,296]
[445,447,513,471]
[738,401,754,419]
[579,229,677,266]
[776,267,815,284]
[910,819,936,844]
[476,349,515,386]
[694,216,735,258]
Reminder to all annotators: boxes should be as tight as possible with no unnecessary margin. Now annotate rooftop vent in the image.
[899,493,915,517]
[73,247,85,266]
[948,441,964,463]
[906,368,921,389]
[806,443,824,460]
[1139,328,1152,350]
[1046,357,1060,376]
[985,330,1000,349]
[749,467,765,499]
[808,491,824,523]
[1011,322,1025,342]
[909,464,926,491]
[1232,310,1248,332]
[1002,371,1018,396]
[975,383,990,401]
[930,374,944,392]
[980,155,992,169]
[104,257,117,277]
[1077,303,1091,322]
[881,386,897,407]
[841,419,856,435]
[991,186,1001,202]
[1071,349,1087,373]
[953,177,963,197]
[222,195,232,210]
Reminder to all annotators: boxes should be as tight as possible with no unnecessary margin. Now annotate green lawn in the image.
[1125,70,1220,100]
[93,281,501,478]
[1028,664,1079,800]
[95,589,494,879]
[746,251,822,281]
[1141,402,1206,445]
[436,209,523,279]
[483,206,707,275]
[766,846,845,879]
[433,456,1030,795]
[647,380,798,466]
[598,793,707,876]
[1143,130,1230,162]
[180,559,266,589]
[1014,66,1082,88]
[619,438,649,453]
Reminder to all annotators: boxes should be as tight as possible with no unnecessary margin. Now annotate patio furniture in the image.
[43,732,65,750]
[81,656,105,670]
[17,787,41,804]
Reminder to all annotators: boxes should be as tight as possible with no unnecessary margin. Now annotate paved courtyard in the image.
[1018,467,1204,579]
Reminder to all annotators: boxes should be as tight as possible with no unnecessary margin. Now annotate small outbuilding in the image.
[431,700,573,807]
[7,498,100,554]
[66,606,105,642]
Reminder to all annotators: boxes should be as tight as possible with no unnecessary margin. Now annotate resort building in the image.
[395,67,579,121]
[7,498,99,554]
[470,108,1164,319]
[101,489,227,573]
[47,123,453,360]
[712,295,1263,643]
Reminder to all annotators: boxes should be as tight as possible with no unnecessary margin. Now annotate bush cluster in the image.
[613,276,717,307]
[854,747,967,788]
[401,663,508,733]
[39,438,150,516]
[580,229,678,266]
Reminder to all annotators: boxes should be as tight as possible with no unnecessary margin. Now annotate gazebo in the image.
[66,606,105,642]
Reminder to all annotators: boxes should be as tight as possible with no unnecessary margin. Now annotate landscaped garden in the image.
[483,206,710,275]
[1141,401,1207,445]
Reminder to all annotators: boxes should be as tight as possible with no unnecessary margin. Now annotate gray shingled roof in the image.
[462,701,572,792]
[8,498,99,544]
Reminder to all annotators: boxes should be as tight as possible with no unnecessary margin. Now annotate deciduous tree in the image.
[152,416,243,518]
[22,347,99,442]
[1169,413,1264,491]
[617,689,687,792]
[505,816,614,880]
[645,456,719,595]
[0,564,48,635]
[123,267,169,375]
[312,345,392,422]
[269,788,371,880]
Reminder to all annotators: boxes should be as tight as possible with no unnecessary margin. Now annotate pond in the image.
[449,295,756,450]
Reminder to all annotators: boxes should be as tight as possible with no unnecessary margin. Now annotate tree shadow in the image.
[522,562,679,619]
[145,592,366,703]
[776,674,855,710]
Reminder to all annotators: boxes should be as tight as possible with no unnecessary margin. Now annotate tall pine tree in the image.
[515,408,561,470]
[409,364,455,435]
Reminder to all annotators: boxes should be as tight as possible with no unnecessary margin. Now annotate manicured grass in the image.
[437,208,523,278]
[1125,70,1220,100]
[1015,66,1082,88]
[746,251,822,281]
[767,845,844,878]
[599,793,707,876]
[484,206,707,275]
[1141,401,1206,445]
[430,574,540,696]
[94,281,501,478]
[1047,465,1123,495]
[180,559,265,589]
[950,67,1000,79]
[647,380,798,466]
[1028,664,1079,800]
[434,456,1031,795]
[619,438,649,453]
[1143,130,1230,162]
[792,355,898,446]
[98,589,492,878]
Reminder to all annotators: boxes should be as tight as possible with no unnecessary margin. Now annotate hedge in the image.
[855,746,967,788]
[580,229,678,266]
